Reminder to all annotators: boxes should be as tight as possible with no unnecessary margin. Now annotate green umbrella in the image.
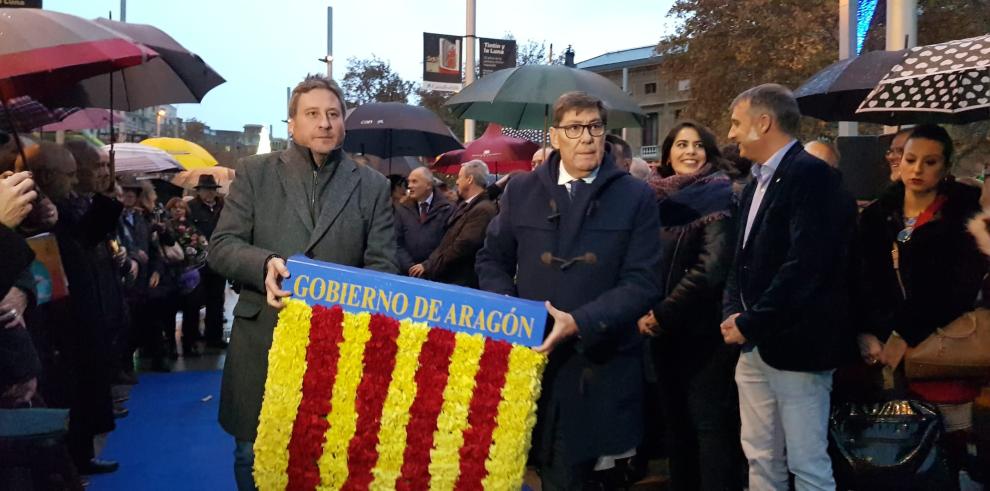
[444,64,645,130]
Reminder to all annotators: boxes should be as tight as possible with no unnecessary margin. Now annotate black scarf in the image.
[648,164,734,230]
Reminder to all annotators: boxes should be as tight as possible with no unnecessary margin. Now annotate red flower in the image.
[455,339,512,489]
[286,306,345,490]
[341,314,400,490]
[396,328,457,490]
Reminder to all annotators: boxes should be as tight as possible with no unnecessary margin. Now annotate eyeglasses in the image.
[555,121,606,139]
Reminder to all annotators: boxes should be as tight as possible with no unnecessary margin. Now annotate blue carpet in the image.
[89,370,233,491]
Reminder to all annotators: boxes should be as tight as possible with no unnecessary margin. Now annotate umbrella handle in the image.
[107,71,116,193]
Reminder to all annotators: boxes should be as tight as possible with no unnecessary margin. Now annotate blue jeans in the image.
[735,348,835,491]
[234,439,256,491]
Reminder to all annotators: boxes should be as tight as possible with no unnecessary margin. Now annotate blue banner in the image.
[285,255,547,347]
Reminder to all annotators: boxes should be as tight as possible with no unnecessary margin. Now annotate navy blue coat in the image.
[394,192,454,273]
[724,144,857,371]
[476,152,661,465]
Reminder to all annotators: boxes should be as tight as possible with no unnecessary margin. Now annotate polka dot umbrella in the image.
[856,34,990,125]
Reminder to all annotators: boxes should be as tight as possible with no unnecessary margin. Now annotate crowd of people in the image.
[0,135,230,487]
[4,72,990,491]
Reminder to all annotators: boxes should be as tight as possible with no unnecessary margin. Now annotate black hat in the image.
[118,176,143,191]
[194,174,221,189]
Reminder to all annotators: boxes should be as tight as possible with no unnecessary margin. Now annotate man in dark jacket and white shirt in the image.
[394,166,453,275]
[477,91,661,489]
[721,84,856,491]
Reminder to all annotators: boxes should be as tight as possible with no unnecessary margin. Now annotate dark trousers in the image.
[179,290,202,350]
[142,293,179,363]
[66,354,113,467]
[537,404,633,491]
[120,296,147,376]
[654,340,744,491]
[198,266,226,344]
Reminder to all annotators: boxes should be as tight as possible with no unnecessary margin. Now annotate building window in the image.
[644,82,657,94]
[642,113,659,147]
[678,79,691,92]
[674,109,683,120]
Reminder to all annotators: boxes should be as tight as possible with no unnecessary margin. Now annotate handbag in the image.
[891,242,990,380]
[178,268,201,295]
[829,395,955,490]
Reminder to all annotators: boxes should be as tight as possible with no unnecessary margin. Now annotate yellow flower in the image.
[370,320,429,489]
[317,311,372,488]
[482,346,547,490]
[428,332,485,491]
[253,300,312,491]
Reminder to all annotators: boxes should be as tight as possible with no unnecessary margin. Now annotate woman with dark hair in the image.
[855,124,987,486]
[639,121,742,491]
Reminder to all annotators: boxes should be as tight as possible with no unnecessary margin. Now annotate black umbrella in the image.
[343,102,463,159]
[794,50,906,122]
[42,18,225,110]
[362,155,422,177]
[856,34,990,125]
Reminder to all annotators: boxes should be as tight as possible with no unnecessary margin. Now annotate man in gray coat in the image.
[208,74,398,490]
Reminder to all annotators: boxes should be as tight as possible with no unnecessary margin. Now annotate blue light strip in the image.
[857,0,879,54]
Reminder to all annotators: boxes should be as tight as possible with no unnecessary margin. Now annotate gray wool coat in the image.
[208,142,398,441]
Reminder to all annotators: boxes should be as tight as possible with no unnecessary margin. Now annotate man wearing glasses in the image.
[477,91,661,489]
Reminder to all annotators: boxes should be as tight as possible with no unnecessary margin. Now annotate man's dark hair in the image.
[730,83,801,137]
[605,134,632,161]
[552,91,608,127]
[658,121,724,177]
[288,74,347,118]
[907,124,954,168]
[895,126,913,138]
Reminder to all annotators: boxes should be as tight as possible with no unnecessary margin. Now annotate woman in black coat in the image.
[855,124,987,480]
[638,121,741,491]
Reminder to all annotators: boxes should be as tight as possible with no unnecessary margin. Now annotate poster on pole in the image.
[479,38,517,78]
[423,32,462,92]
[1,0,43,7]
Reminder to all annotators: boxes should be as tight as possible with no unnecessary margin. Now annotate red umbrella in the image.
[458,123,539,174]
[433,149,465,175]
[0,9,155,168]
[0,9,157,100]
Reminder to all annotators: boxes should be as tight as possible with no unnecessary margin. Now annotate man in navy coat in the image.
[477,91,661,489]
[720,84,856,491]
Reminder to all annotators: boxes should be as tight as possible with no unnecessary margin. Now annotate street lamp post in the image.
[156,108,166,137]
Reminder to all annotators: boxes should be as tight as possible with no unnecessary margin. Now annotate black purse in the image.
[829,398,956,490]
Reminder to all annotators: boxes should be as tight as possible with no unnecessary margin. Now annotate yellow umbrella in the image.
[139,137,218,170]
